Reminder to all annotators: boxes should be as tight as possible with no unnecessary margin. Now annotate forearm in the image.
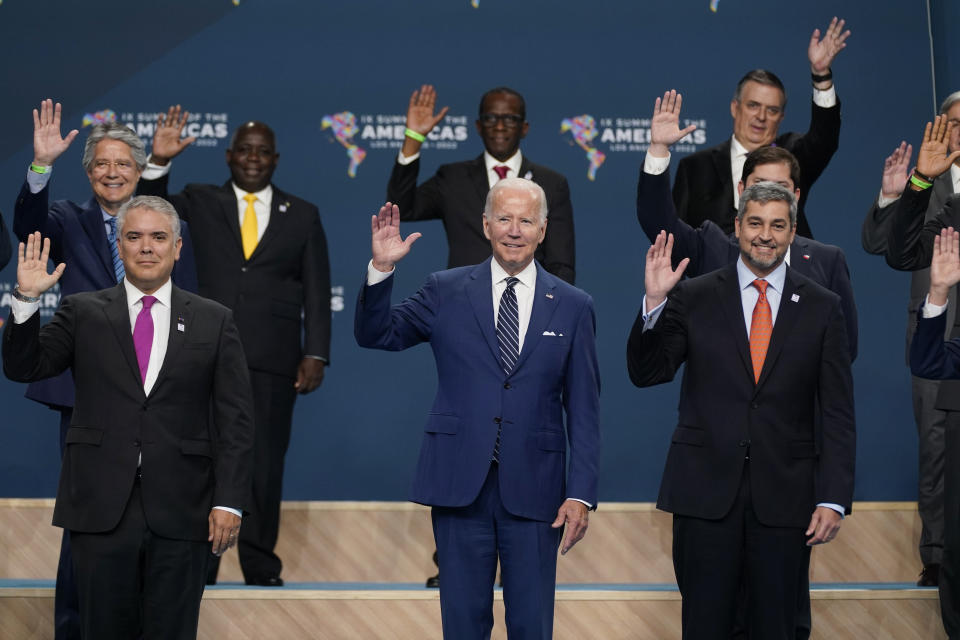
[884,187,935,270]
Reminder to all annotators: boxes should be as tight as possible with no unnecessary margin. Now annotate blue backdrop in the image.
[0,0,956,501]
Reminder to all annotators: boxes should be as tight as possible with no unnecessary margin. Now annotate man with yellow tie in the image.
[138,107,332,587]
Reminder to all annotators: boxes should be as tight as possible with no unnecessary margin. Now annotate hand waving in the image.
[880,141,913,199]
[649,90,697,157]
[644,231,688,312]
[17,232,65,298]
[371,203,421,272]
[929,227,960,306]
[916,115,960,181]
[32,99,79,167]
[808,17,850,75]
[151,105,196,164]
[405,85,449,137]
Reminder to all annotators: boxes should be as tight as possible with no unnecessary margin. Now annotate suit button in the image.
[503,383,511,389]
[751,402,759,409]
[494,417,502,424]
[241,267,248,273]
[133,440,141,447]
[739,439,750,447]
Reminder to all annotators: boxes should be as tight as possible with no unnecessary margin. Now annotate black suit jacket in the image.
[138,175,331,377]
[2,284,254,541]
[387,153,576,284]
[0,208,11,271]
[637,167,857,361]
[626,264,856,526]
[672,100,841,239]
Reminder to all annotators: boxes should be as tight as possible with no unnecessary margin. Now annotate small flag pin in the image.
[790,294,800,303]
[545,293,554,299]
[803,254,811,260]
[177,315,185,332]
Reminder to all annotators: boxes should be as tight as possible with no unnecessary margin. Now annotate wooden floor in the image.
[0,500,946,638]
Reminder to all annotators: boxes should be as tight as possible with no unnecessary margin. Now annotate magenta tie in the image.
[493,165,510,180]
[133,295,157,384]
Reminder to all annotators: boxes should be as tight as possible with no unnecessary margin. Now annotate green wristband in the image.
[909,173,933,190]
[404,128,426,143]
[29,163,50,174]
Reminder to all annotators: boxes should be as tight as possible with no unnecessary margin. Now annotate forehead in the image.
[232,127,276,149]
[490,188,538,214]
[743,199,791,223]
[946,102,960,122]
[122,207,174,234]
[745,162,793,187]
[737,81,785,107]
[481,92,523,115]
[93,138,135,159]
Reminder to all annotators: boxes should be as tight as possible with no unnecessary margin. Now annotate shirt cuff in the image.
[303,355,328,364]
[213,506,242,518]
[923,295,948,318]
[643,152,671,175]
[26,166,52,193]
[397,151,419,165]
[10,297,40,323]
[367,259,395,285]
[141,157,172,180]
[567,498,593,509]
[641,295,667,331]
[877,189,899,209]
[812,86,837,108]
[816,502,845,517]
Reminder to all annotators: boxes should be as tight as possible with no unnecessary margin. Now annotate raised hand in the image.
[880,141,913,199]
[916,115,960,181]
[32,99,79,167]
[17,232,66,298]
[929,227,960,306]
[405,85,449,137]
[371,202,421,272]
[649,90,697,157]
[808,17,850,76]
[644,231,689,312]
[150,105,196,165]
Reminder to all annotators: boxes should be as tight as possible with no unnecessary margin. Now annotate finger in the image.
[178,108,190,130]
[52,262,66,279]
[33,108,41,131]
[675,257,690,279]
[40,237,52,266]
[208,512,216,543]
[432,105,450,126]
[805,512,819,536]
[674,92,684,115]
[808,28,821,49]
[403,232,422,249]
[179,136,197,150]
[935,232,943,257]
[923,121,933,143]
[680,124,696,138]
[53,101,63,129]
[947,149,960,167]
[64,129,79,148]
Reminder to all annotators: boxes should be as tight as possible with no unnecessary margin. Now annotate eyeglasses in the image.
[478,113,525,128]
[92,159,136,173]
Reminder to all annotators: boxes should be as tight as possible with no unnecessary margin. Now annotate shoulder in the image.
[523,160,568,186]
[677,141,726,166]
[434,157,482,178]
[177,287,233,317]
[787,267,841,306]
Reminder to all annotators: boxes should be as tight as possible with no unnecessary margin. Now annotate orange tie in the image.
[749,279,772,383]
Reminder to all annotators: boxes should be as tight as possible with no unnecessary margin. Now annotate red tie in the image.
[493,165,510,181]
[749,279,772,383]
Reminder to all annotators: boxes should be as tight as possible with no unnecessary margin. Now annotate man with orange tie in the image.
[626,182,856,638]
[137,109,331,587]
[387,85,576,284]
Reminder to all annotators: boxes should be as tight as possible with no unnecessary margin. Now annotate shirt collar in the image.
[484,149,523,178]
[950,163,960,193]
[737,255,787,295]
[730,135,749,160]
[123,277,172,310]
[491,257,537,290]
[101,209,116,223]
[231,182,273,204]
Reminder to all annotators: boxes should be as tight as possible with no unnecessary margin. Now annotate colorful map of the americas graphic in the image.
[82,109,117,127]
[321,112,367,178]
[560,115,606,181]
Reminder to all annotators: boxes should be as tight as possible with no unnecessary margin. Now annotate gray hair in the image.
[116,196,181,240]
[483,177,548,224]
[737,181,797,227]
[941,90,960,115]
[81,123,147,173]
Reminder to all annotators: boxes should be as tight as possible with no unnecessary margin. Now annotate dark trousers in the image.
[914,376,946,566]
[208,368,296,583]
[731,546,811,640]
[432,465,561,640]
[941,412,960,638]
[54,408,81,640]
[673,465,807,640]
[70,481,209,640]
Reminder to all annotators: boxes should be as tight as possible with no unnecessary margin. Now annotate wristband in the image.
[29,163,50,174]
[13,285,41,303]
[909,173,933,190]
[811,70,833,83]
[404,128,426,143]
[913,168,935,183]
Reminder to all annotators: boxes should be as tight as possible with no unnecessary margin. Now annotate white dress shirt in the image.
[397,148,524,189]
[491,258,535,352]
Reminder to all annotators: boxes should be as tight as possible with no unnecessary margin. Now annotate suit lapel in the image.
[250,185,289,260]
[102,284,145,394]
[468,155,490,204]
[466,260,501,364]
[717,265,754,381]
[755,268,803,390]
[150,287,190,397]
[711,142,736,213]
[218,182,244,254]
[518,157,533,182]
[511,264,560,374]
[79,200,116,282]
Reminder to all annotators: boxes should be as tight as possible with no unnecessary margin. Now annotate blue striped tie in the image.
[107,216,125,283]
[493,277,520,462]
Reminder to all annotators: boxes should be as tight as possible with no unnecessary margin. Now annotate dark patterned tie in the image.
[493,277,520,462]
[107,216,125,283]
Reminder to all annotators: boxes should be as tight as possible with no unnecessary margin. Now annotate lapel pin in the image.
[523,171,533,180]
[279,201,289,213]
[177,315,185,332]
[545,293,554,299]
[803,254,811,260]
[790,294,800,303]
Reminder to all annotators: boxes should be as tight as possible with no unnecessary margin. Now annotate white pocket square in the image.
[542,330,556,336]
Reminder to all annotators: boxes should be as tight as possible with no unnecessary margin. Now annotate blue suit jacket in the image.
[13,180,198,408]
[911,308,960,380]
[355,259,601,522]
[637,167,858,362]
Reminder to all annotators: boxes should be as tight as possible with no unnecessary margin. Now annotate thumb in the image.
[180,136,197,150]
[947,150,960,167]
[64,129,79,147]
[551,511,566,528]
[805,513,818,536]
[675,257,690,279]
[404,232,422,248]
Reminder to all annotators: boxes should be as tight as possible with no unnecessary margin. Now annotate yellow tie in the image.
[241,193,258,259]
